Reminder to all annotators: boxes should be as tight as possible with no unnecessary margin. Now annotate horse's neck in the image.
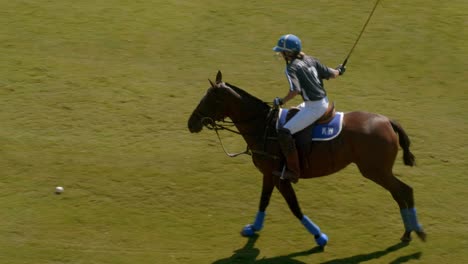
[228,101,268,147]
[221,84,269,146]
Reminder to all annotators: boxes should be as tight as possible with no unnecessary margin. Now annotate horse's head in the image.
[188,71,237,133]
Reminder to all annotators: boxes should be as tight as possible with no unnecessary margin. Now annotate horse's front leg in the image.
[241,173,275,237]
[276,179,328,247]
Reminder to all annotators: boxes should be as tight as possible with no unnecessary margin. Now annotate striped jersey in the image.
[285,55,333,101]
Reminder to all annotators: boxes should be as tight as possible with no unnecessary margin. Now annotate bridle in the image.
[202,116,252,157]
[196,107,280,159]
[201,116,245,135]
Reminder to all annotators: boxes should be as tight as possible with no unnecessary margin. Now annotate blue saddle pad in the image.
[276,108,344,141]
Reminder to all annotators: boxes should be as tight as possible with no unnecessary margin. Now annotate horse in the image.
[187,71,426,247]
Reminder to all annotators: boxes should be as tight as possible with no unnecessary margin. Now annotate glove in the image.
[273,97,284,108]
[336,64,346,75]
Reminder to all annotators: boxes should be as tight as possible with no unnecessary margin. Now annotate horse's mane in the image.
[224,82,269,109]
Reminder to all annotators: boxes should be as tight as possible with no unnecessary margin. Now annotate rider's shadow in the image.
[212,235,323,264]
[213,236,421,264]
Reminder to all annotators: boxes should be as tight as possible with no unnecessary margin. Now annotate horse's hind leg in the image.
[359,168,426,242]
[385,176,426,242]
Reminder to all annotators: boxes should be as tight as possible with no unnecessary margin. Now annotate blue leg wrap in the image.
[301,215,328,247]
[241,211,265,237]
[400,209,411,231]
[301,215,321,235]
[400,208,423,232]
[252,211,266,230]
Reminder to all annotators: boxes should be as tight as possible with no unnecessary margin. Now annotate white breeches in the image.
[283,97,329,134]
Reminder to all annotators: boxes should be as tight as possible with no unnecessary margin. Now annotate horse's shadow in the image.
[212,235,323,264]
[212,236,422,264]
[321,242,422,264]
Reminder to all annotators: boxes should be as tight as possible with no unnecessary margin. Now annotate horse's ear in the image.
[208,79,216,88]
[216,70,222,84]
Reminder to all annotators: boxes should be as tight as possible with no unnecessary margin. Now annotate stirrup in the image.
[273,165,299,183]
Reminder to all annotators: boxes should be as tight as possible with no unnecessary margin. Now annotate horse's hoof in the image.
[400,231,412,242]
[241,224,256,237]
[416,230,427,242]
[315,233,328,247]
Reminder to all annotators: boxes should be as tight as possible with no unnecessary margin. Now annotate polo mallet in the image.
[342,0,381,67]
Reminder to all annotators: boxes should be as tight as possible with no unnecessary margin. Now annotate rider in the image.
[272,34,346,183]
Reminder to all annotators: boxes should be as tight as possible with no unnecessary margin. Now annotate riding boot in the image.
[273,128,301,183]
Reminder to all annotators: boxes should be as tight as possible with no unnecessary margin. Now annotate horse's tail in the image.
[390,120,415,166]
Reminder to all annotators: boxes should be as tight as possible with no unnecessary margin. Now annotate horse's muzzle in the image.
[188,113,203,133]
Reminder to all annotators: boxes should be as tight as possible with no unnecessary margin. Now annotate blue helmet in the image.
[273,34,302,53]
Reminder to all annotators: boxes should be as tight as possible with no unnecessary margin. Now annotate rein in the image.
[200,108,280,159]
[202,117,251,157]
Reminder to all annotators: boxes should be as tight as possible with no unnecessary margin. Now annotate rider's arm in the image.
[328,68,340,79]
[315,59,343,79]
[282,89,300,104]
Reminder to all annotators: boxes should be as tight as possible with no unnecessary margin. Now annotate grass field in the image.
[0,0,467,263]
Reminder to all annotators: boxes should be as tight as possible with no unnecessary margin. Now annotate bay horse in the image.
[187,71,426,247]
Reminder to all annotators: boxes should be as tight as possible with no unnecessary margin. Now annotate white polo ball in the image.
[55,186,64,194]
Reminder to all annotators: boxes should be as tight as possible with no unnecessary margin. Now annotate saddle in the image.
[288,102,336,125]
[274,102,344,168]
